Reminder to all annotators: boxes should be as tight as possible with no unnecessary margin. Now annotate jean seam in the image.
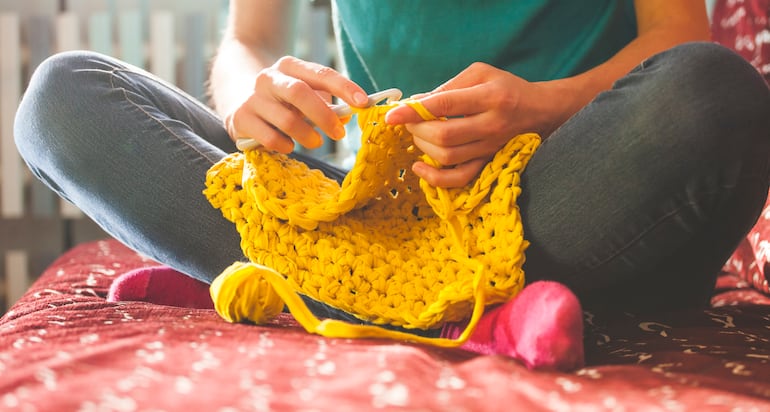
[106,68,221,165]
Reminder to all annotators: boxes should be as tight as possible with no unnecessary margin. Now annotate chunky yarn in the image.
[203,100,540,346]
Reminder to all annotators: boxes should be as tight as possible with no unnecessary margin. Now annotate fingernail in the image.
[333,124,346,140]
[353,92,368,106]
[384,110,397,124]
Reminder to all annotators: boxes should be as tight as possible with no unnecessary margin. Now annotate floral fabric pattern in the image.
[712,0,770,82]
[713,0,770,296]
[0,240,769,411]
[722,195,770,295]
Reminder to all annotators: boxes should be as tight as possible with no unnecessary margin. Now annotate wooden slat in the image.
[5,250,29,309]
[25,15,54,89]
[55,11,80,51]
[182,12,205,100]
[118,9,144,68]
[88,11,113,56]
[0,13,24,218]
[149,10,175,84]
[0,217,65,307]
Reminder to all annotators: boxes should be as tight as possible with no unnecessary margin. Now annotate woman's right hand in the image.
[225,56,369,153]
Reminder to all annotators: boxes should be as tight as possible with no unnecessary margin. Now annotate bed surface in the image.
[1,239,769,411]
[3,3,770,411]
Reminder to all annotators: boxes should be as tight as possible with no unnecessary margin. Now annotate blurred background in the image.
[0,0,336,312]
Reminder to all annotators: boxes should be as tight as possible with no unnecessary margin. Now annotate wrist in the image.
[535,78,594,138]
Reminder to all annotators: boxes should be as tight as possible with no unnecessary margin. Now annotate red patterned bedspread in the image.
[1,239,769,411]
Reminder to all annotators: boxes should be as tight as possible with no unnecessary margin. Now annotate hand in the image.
[386,62,554,188]
[226,56,369,153]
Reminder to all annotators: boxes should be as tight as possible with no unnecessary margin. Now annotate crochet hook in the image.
[235,88,403,151]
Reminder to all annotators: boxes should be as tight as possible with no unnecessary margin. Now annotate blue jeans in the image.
[15,42,770,314]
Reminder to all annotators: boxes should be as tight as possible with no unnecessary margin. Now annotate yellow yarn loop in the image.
[209,261,286,324]
[204,98,540,347]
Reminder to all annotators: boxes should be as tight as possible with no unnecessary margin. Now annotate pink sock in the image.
[441,281,585,371]
[107,266,214,309]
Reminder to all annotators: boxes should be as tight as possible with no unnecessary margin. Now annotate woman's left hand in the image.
[386,62,557,188]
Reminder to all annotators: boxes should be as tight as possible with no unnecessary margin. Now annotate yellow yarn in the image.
[203,99,540,346]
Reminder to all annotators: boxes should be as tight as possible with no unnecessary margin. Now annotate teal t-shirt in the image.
[332,1,638,97]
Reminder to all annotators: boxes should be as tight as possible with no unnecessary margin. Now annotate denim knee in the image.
[14,51,117,189]
[648,42,770,152]
[15,51,107,150]
[612,41,770,186]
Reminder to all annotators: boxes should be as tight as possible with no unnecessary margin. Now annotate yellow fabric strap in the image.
[210,258,486,347]
[205,98,540,346]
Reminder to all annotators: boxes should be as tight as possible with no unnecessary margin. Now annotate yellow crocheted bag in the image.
[203,100,540,346]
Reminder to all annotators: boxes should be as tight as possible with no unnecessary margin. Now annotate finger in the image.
[231,108,295,153]
[412,158,487,188]
[431,62,492,93]
[275,56,368,107]
[405,113,499,149]
[259,70,345,141]
[277,83,346,141]
[386,87,487,125]
[232,98,323,152]
[387,62,496,125]
[411,133,489,167]
[265,102,325,150]
[420,87,493,118]
[317,90,333,104]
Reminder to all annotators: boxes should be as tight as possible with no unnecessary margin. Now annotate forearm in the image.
[542,34,712,128]
[209,38,276,119]
[208,0,297,119]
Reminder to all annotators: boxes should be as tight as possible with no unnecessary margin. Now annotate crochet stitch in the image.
[203,100,540,346]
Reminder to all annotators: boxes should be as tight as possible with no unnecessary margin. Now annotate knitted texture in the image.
[203,100,540,343]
